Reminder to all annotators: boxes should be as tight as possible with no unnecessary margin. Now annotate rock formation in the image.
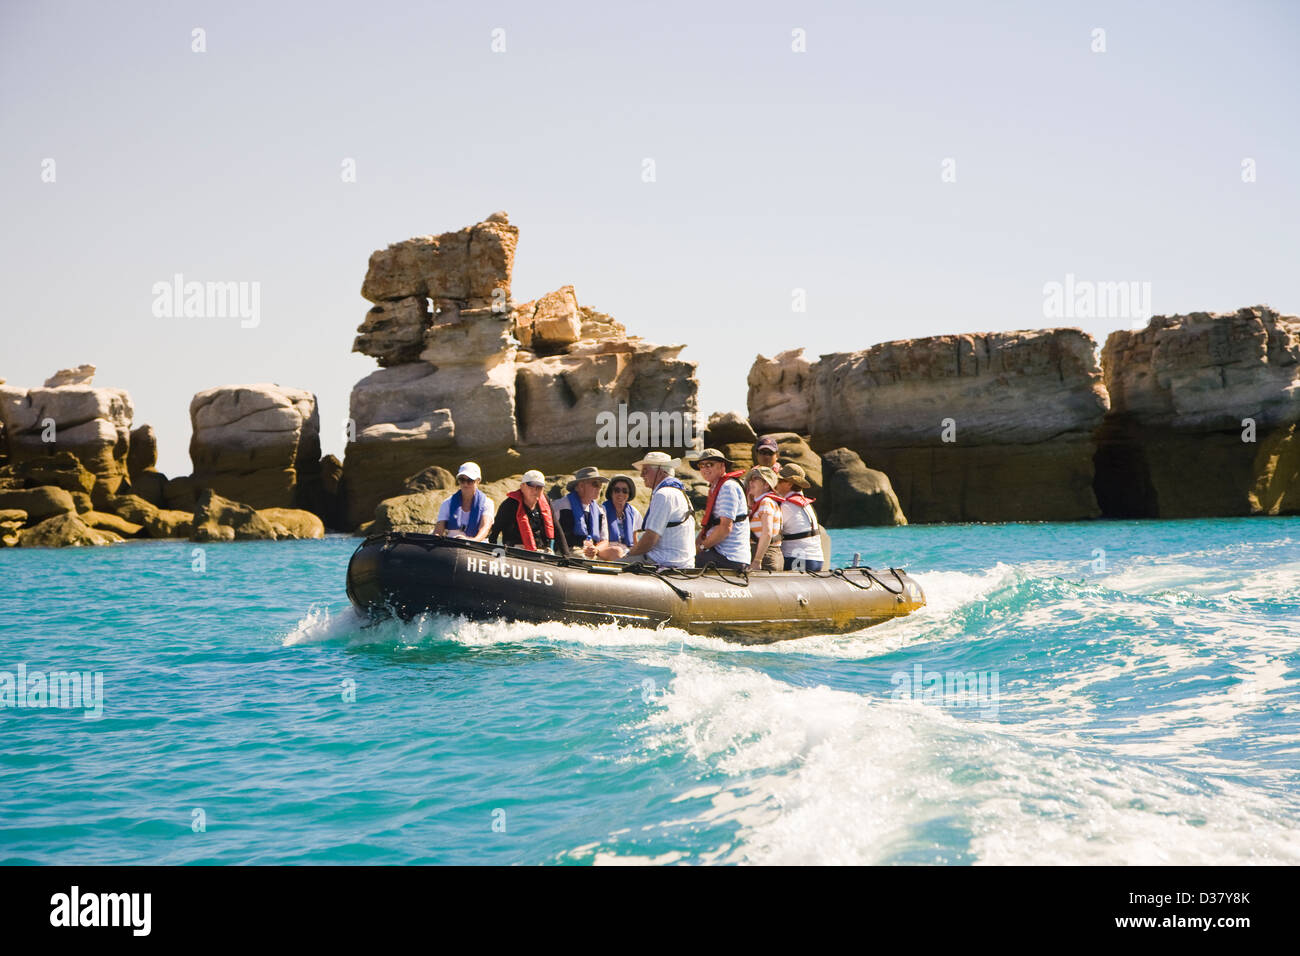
[748,330,1110,522]
[18,512,121,547]
[189,384,322,510]
[0,377,133,500]
[1097,306,1300,517]
[818,448,907,527]
[342,213,700,528]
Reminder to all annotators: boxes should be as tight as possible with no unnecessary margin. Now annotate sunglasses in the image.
[611,485,631,495]
[457,476,476,483]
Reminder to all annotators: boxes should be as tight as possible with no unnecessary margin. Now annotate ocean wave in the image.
[633,655,1300,865]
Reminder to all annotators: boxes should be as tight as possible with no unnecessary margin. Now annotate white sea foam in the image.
[634,655,1300,865]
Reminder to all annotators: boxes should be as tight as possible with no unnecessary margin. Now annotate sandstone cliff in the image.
[1097,306,1299,517]
[749,330,1110,522]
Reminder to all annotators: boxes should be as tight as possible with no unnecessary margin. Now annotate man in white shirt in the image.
[625,452,695,568]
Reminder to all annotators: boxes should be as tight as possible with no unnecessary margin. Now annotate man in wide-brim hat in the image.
[775,462,823,572]
[689,447,750,571]
[625,452,695,568]
[555,466,613,559]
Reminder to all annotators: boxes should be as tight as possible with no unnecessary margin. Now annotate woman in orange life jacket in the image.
[488,470,568,552]
[776,462,823,571]
[745,465,785,572]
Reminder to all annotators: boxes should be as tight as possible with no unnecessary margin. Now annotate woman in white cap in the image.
[435,461,495,541]
[488,470,566,553]
[624,452,695,568]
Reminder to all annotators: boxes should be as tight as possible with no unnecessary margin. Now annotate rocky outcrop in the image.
[341,214,699,528]
[257,508,325,540]
[18,512,121,547]
[106,494,194,539]
[0,486,77,523]
[0,380,133,499]
[126,423,167,505]
[189,385,321,509]
[83,511,143,537]
[0,509,24,547]
[191,489,278,541]
[819,448,907,527]
[748,330,1110,522]
[1097,306,1300,517]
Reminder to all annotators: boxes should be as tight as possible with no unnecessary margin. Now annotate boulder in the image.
[0,486,76,522]
[748,331,1110,522]
[83,511,144,537]
[189,384,321,509]
[43,364,96,388]
[704,411,758,448]
[513,286,581,353]
[18,512,120,547]
[1096,306,1300,517]
[369,491,443,534]
[402,465,457,495]
[70,491,93,513]
[129,470,168,507]
[106,494,194,538]
[191,489,279,541]
[0,509,25,547]
[257,508,325,540]
[819,448,907,527]
[0,384,133,496]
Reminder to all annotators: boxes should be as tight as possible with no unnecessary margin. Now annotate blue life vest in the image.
[448,489,486,535]
[566,491,604,541]
[604,500,638,545]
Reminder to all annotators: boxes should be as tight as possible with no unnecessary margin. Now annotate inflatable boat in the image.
[346,533,926,643]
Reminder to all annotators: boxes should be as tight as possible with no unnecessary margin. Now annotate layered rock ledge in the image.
[1096,306,1300,517]
[749,329,1110,522]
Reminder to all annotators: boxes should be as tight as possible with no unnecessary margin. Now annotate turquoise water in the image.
[2,518,1297,865]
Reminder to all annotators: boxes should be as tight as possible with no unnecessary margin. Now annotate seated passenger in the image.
[776,463,823,571]
[689,448,750,571]
[745,466,784,572]
[554,466,612,559]
[434,461,494,540]
[753,435,780,472]
[624,452,695,568]
[488,470,567,553]
[602,474,642,558]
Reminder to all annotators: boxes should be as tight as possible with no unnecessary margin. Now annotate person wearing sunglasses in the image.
[434,461,495,541]
[602,474,643,559]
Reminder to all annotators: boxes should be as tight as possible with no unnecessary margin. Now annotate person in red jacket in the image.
[489,470,567,552]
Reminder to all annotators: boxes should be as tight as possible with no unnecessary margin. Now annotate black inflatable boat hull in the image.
[346,533,925,643]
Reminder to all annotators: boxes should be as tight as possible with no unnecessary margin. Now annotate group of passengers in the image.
[434,436,823,572]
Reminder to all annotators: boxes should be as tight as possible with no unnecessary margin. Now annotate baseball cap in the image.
[521,469,546,487]
[457,461,482,481]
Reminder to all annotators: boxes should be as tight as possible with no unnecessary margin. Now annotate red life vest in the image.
[783,492,816,508]
[702,470,747,529]
[505,490,554,551]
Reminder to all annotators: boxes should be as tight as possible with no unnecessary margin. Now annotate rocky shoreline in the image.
[2,214,1296,547]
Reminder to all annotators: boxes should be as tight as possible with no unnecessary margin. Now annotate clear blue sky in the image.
[3,0,1297,476]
